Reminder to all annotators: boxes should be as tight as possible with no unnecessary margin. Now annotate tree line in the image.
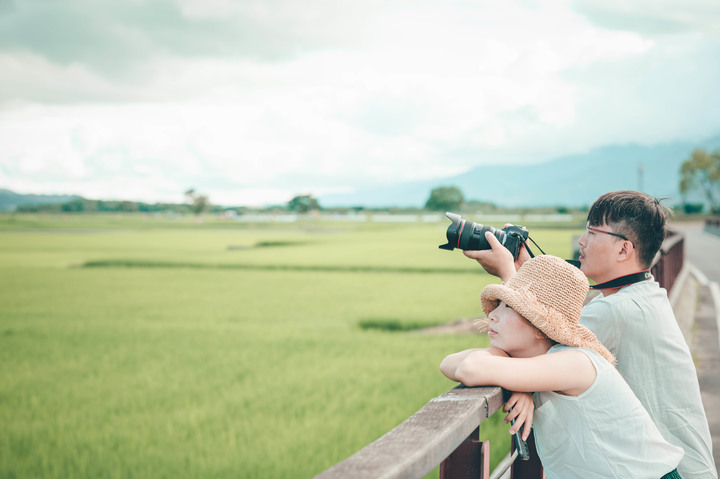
[11,188,556,216]
[14,192,347,215]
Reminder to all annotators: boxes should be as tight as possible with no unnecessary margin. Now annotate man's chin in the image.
[578,262,593,279]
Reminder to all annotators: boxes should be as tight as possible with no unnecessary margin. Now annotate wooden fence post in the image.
[511,433,544,479]
[439,427,489,479]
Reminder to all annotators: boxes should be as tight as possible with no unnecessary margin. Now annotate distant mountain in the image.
[320,134,720,209]
[0,189,82,211]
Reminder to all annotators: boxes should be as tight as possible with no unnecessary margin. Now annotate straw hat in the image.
[479,255,616,364]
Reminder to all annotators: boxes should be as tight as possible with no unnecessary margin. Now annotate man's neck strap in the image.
[590,270,651,290]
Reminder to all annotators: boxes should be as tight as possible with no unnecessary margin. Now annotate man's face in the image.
[577,221,627,283]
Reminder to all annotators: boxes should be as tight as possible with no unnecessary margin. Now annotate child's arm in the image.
[440,347,509,382]
[441,348,538,440]
[455,349,596,396]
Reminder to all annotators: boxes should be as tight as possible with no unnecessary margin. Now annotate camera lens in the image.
[462,222,505,250]
[439,212,505,251]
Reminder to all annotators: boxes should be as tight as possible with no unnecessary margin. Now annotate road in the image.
[673,220,720,474]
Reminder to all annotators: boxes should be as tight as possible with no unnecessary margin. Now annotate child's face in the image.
[487,301,540,357]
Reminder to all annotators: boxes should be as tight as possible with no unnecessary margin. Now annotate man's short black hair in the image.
[587,190,670,269]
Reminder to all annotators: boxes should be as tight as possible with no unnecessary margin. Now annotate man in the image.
[466,190,716,478]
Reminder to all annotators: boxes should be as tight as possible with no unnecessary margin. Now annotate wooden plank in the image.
[439,428,490,479]
[315,386,504,479]
[510,431,544,479]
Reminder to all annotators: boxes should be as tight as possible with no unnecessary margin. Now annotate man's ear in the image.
[616,240,635,263]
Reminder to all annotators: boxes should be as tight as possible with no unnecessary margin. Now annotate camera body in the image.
[439,212,529,260]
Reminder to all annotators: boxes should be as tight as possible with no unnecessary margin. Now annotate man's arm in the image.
[463,230,530,282]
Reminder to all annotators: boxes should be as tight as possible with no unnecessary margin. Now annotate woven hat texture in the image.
[479,255,616,364]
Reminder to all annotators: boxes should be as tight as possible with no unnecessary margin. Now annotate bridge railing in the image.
[315,232,685,479]
[651,230,684,294]
[314,385,538,479]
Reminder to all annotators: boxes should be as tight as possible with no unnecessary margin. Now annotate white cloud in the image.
[0,0,719,205]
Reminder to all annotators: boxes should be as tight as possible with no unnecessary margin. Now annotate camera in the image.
[438,212,529,260]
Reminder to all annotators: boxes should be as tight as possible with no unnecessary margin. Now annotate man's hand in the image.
[463,227,530,282]
[503,392,534,441]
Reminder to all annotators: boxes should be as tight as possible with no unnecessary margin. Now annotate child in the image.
[440,255,683,479]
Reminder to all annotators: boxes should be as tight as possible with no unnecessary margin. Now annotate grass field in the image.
[0,213,583,478]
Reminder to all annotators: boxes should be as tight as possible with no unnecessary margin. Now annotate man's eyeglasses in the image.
[586,226,632,243]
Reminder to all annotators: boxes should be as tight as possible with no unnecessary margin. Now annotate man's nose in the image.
[578,231,587,246]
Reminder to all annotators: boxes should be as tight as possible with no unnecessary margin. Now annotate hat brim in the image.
[480,283,616,365]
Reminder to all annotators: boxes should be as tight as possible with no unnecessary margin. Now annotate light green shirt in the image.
[533,345,683,478]
[582,279,716,478]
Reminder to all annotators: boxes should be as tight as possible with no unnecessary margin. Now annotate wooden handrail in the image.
[314,385,505,479]
[651,231,684,294]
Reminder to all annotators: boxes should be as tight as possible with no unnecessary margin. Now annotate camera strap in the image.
[589,270,651,290]
[520,236,545,259]
[565,261,651,290]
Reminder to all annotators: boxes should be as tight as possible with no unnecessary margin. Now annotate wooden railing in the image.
[316,232,686,479]
[651,231,684,294]
[314,385,533,479]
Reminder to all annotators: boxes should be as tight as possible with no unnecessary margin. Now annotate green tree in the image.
[184,188,210,215]
[679,149,720,213]
[424,186,465,212]
[118,201,139,212]
[288,194,320,213]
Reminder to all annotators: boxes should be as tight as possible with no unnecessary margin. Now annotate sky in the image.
[1,0,719,207]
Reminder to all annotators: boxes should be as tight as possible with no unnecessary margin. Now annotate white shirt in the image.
[582,279,716,478]
[533,345,683,479]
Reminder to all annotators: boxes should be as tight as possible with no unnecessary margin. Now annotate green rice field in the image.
[0,213,583,478]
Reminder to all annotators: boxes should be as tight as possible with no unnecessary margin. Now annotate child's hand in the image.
[503,392,534,441]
